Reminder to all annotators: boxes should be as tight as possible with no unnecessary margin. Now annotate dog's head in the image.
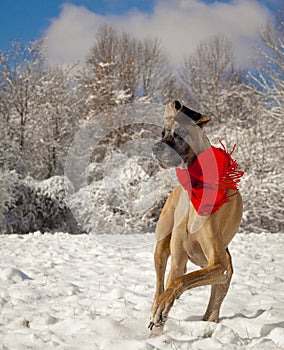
[152,100,211,169]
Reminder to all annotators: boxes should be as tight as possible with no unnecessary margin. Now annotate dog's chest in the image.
[173,189,191,231]
[173,188,208,235]
[172,188,208,266]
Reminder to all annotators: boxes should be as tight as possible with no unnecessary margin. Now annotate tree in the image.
[137,37,172,101]
[248,11,284,175]
[30,64,81,178]
[80,25,172,120]
[252,10,284,119]
[83,25,138,117]
[0,169,17,232]
[179,35,239,120]
[0,39,47,174]
[0,39,81,178]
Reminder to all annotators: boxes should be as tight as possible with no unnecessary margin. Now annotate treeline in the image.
[0,13,283,234]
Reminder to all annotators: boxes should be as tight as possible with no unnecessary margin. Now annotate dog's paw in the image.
[149,288,175,332]
[148,322,164,337]
[148,313,167,331]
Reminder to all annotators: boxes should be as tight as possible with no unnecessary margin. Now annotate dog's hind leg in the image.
[202,248,233,322]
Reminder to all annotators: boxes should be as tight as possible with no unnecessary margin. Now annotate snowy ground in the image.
[0,232,284,350]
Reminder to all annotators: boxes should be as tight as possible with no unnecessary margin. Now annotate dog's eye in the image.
[161,128,171,138]
[172,130,182,139]
[173,127,186,140]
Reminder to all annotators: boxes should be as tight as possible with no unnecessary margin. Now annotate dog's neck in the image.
[184,131,211,168]
[195,132,211,154]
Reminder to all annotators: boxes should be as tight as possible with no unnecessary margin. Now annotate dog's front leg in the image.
[149,258,228,330]
[152,234,171,311]
[152,187,181,309]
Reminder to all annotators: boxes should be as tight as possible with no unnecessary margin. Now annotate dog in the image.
[149,100,243,335]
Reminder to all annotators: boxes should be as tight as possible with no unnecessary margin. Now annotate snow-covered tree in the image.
[0,170,17,232]
[252,11,284,119]
[249,13,283,175]
[80,25,172,120]
[83,25,138,118]
[0,39,46,174]
[28,64,81,178]
[0,39,81,178]
[137,37,173,101]
[179,35,240,120]
[4,176,82,234]
[236,12,284,233]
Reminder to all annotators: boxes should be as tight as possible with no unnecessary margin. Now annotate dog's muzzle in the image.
[152,142,165,157]
[152,142,183,168]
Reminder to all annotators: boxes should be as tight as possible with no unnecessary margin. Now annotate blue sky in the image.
[0,1,281,65]
[0,0,154,51]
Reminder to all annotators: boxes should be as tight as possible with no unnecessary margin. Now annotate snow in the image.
[98,62,113,68]
[0,232,284,349]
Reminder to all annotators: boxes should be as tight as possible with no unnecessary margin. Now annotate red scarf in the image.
[175,142,244,216]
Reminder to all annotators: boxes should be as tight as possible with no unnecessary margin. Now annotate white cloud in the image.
[45,0,270,66]
[45,4,104,63]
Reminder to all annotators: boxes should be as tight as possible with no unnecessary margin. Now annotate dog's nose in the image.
[165,140,175,148]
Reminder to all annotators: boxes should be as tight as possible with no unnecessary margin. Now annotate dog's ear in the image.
[171,100,211,128]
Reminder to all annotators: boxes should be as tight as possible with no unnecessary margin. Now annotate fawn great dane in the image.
[149,100,243,335]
